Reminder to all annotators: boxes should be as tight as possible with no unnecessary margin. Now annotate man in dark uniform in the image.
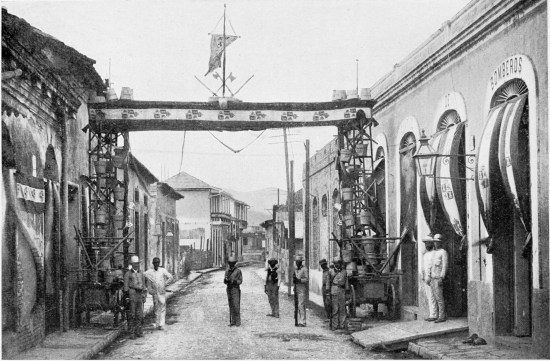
[224,255,242,326]
[319,259,331,320]
[293,254,308,327]
[327,257,348,330]
[265,258,281,318]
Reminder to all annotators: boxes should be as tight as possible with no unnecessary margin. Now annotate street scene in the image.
[2,0,549,360]
[95,266,414,360]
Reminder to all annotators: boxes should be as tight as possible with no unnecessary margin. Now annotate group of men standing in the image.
[263,254,348,330]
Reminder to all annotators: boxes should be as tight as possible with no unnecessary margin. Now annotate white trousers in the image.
[152,293,166,327]
[424,281,437,318]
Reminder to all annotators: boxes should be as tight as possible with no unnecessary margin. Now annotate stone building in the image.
[305,0,548,357]
[165,171,248,266]
[123,153,157,270]
[1,9,104,356]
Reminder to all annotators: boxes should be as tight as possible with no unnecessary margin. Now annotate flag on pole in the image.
[213,72,221,80]
[205,34,238,76]
[228,72,236,82]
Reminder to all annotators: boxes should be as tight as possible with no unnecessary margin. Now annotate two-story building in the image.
[165,171,248,267]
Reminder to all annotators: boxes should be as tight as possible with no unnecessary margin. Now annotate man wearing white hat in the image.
[292,254,308,327]
[430,234,448,323]
[224,255,242,326]
[421,235,437,322]
[124,255,148,338]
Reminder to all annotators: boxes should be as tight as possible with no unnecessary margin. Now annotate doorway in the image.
[399,132,418,307]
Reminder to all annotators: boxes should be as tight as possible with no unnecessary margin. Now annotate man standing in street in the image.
[293,254,308,327]
[422,236,437,322]
[144,257,172,330]
[431,234,448,323]
[124,255,147,339]
[328,257,348,331]
[265,258,281,318]
[319,259,331,321]
[224,255,242,326]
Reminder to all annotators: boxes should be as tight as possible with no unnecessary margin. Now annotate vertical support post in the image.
[283,128,294,297]
[289,160,295,296]
[59,108,69,331]
[222,4,227,98]
[304,140,310,302]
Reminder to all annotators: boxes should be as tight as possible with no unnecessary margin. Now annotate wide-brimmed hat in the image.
[332,257,343,263]
[268,258,278,264]
[432,234,445,242]
[228,256,237,262]
[130,255,140,263]
[422,236,434,243]
[295,255,304,261]
[319,259,327,265]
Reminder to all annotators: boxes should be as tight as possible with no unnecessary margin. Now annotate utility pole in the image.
[289,160,295,298]
[304,139,310,302]
[283,127,292,296]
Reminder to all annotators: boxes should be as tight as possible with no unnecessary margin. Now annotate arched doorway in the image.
[399,132,418,307]
[331,189,340,260]
[433,110,468,317]
[477,78,531,336]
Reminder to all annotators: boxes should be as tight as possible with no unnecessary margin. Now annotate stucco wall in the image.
[369,0,547,355]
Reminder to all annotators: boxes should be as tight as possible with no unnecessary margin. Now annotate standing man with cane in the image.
[293,254,308,327]
[224,255,242,326]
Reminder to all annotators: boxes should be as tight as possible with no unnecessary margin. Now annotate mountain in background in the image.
[226,187,288,228]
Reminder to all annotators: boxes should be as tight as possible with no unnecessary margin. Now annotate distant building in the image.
[165,171,248,267]
[147,182,183,277]
[241,226,266,262]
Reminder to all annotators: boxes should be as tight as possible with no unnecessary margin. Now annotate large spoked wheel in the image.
[348,284,357,318]
[386,283,399,320]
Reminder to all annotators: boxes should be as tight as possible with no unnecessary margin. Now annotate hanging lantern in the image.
[413,129,438,177]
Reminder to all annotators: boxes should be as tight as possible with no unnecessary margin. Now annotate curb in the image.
[80,272,205,360]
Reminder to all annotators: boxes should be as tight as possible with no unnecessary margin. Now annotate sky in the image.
[4,0,471,192]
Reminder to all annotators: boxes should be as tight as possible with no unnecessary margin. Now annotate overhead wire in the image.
[208,130,266,153]
[178,131,187,173]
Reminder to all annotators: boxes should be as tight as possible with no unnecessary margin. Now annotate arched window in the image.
[321,194,328,217]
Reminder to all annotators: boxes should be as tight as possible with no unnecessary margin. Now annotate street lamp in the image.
[413,129,438,177]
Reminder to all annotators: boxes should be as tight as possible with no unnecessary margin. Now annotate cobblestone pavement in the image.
[96,266,417,359]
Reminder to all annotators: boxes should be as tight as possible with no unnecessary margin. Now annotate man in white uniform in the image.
[421,235,437,321]
[144,257,172,330]
[430,234,448,323]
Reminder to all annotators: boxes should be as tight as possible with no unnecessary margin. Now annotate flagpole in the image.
[222,4,227,98]
[356,59,359,94]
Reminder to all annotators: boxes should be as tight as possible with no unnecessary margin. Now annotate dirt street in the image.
[96,266,416,359]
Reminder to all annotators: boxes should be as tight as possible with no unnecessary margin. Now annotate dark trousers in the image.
[331,291,346,329]
[266,283,279,317]
[322,287,332,319]
[226,286,241,325]
[128,300,144,336]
